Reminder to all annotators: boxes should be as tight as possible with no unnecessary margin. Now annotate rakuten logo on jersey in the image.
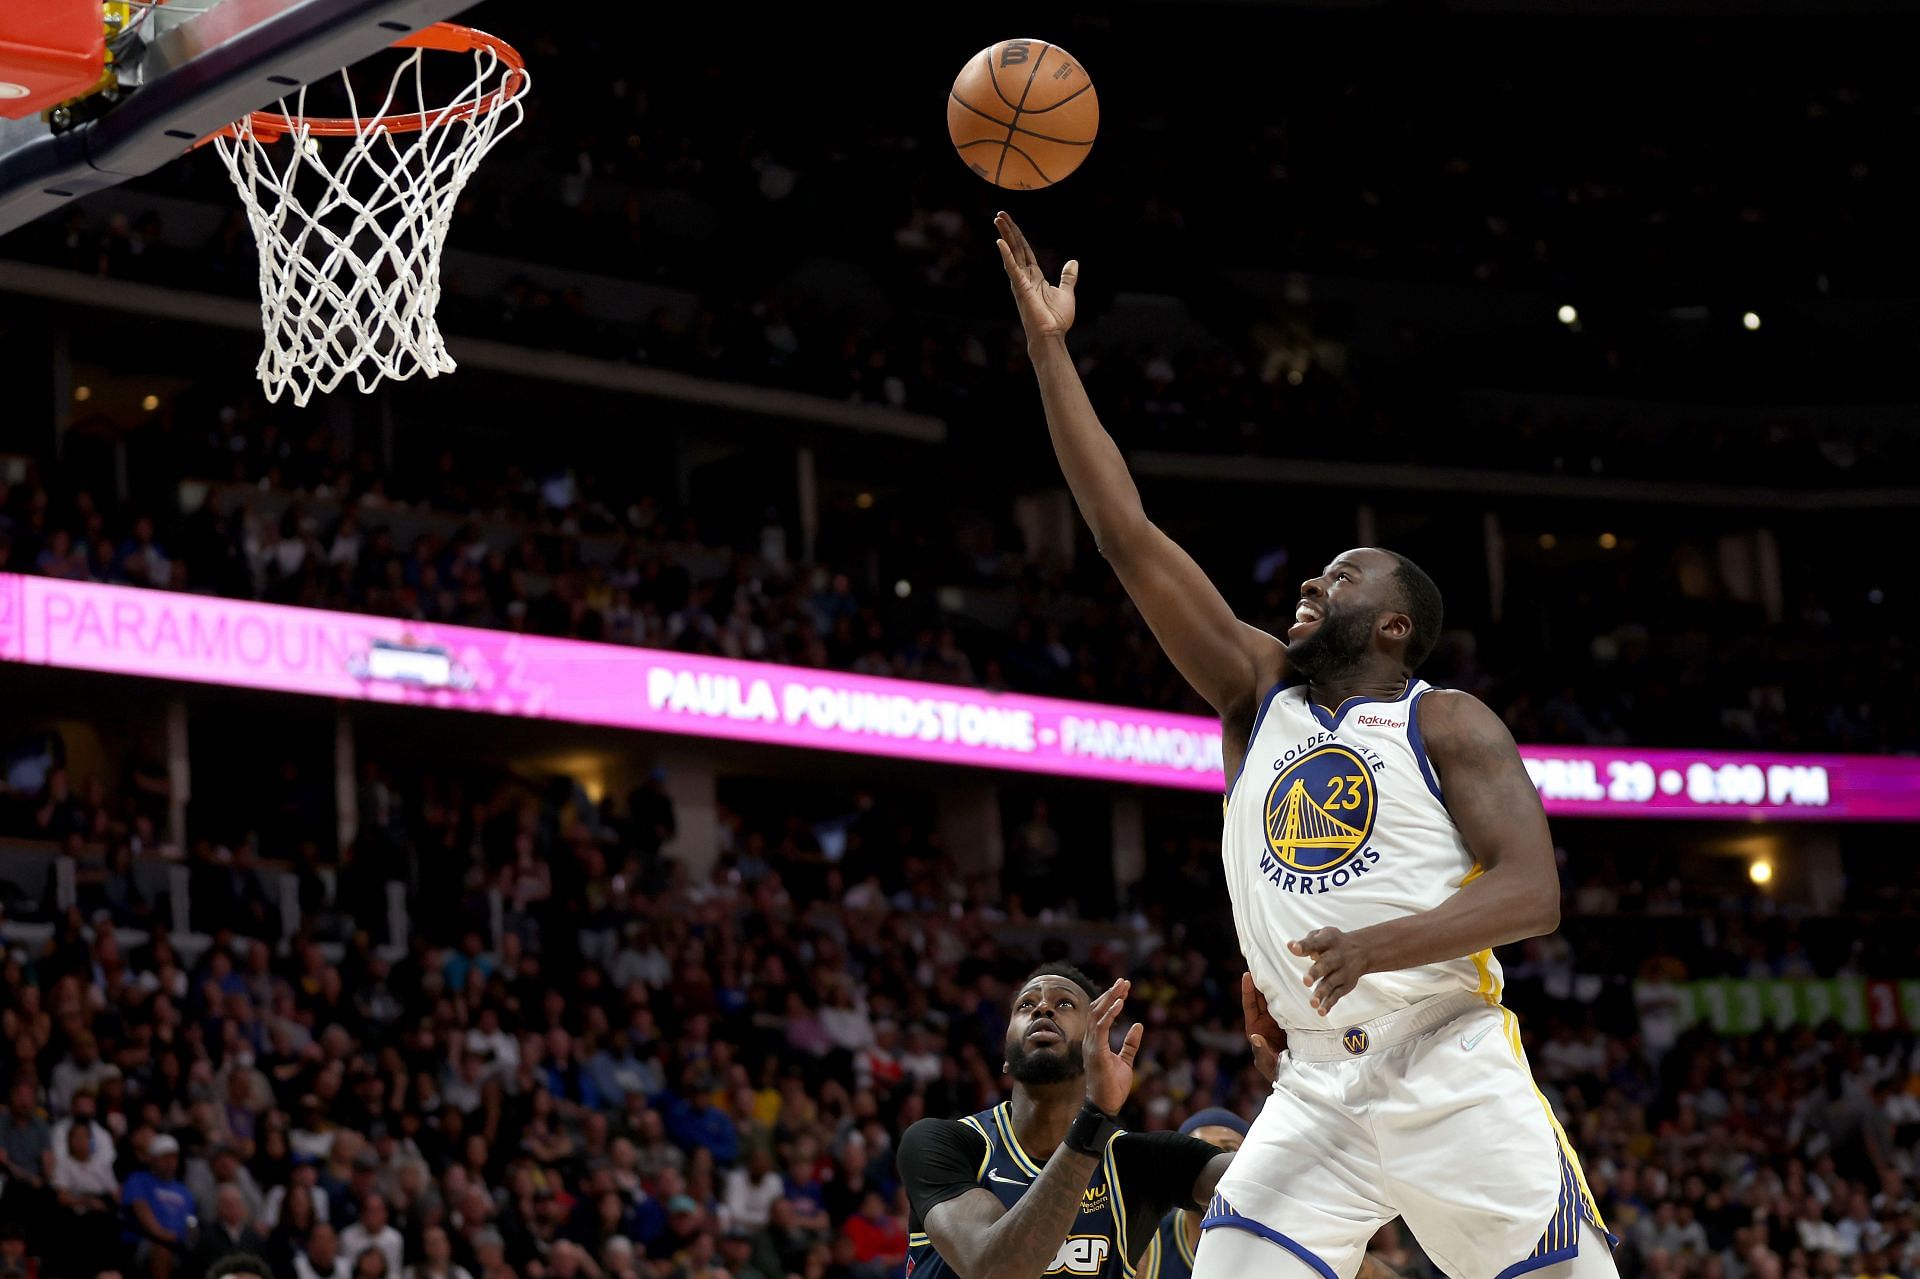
[1355,713,1404,728]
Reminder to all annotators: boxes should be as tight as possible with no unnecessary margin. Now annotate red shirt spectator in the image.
[841,1191,908,1266]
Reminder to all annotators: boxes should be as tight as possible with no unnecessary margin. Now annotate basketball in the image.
[948,39,1098,190]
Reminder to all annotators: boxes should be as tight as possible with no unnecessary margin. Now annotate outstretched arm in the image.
[996,213,1285,724]
[1290,691,1560,1016]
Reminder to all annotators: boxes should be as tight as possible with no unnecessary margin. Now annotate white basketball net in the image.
[212,38,529,406]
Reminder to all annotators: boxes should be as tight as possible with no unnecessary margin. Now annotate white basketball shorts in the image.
[1203,991,1614,1279]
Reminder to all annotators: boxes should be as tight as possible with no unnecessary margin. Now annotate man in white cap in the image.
[123,1132,197,1279]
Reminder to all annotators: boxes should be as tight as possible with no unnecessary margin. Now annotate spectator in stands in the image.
[723,1146,784,1231]
[34,529,89,581]
[339,1192,404,1275]
[0,1223,32,1279]
[1010,800,1062,912]
[296,1222,351,1279]
[48,1032,112,1116]
[189,1140,265,1223]
[663,1078,737,1166]
[405,1225,473,1279]
[626,770,678,861]
[118,514,174,590]
[267,1180,323,1276]
[841,1189,909,1278]
[50,1087,116,1181]
[31,772,89,848]
[192,1183,270,1278]
[262,1154,329,1230]
[190,847,278,940]
[630,1107,686,1183]
[49,1114,120,1273]
[123,1132,195,1278]
[0,1079,49,1210]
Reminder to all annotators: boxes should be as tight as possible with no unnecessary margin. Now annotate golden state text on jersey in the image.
[1222,680,1499,1032]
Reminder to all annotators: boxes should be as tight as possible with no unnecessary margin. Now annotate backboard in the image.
[0,0,478,240]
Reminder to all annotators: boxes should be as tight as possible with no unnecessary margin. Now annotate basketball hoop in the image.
[209,23,530,406]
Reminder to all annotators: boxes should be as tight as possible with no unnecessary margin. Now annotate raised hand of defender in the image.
[1241,972,1283,1082]
[1082,978,1142,1115]
[995,211,1077,342]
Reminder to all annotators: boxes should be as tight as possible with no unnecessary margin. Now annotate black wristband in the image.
[1064,1099,1120,1156]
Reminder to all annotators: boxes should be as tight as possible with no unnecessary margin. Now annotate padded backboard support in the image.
[0,0,475,239]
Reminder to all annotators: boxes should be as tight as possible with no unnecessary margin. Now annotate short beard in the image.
[1004,1037,1082,1086]
[1287,606,1374,681]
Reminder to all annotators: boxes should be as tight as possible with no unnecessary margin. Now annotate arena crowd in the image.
[0,753,1914,1279]
[0,438,1910,758]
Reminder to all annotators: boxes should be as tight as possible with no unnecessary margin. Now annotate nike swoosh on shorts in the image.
[1460,1023,1496,1052]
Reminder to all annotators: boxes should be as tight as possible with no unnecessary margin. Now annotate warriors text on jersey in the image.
[896,1102,1220,1279]
[1221,678,1496,1031]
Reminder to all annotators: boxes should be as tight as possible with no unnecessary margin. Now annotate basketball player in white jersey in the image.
[994,211,1617,1279]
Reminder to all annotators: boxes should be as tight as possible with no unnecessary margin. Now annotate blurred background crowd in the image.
[0,423,1910,756]
[0,750,1913,1279]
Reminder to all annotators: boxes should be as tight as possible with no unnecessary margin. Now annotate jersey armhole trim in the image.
[1406,687,1446,805]
[1224,679,1298,804]
[1104,1129,1136,1278]
[958,1114,992,1180]
[1173,1211,1199,1268]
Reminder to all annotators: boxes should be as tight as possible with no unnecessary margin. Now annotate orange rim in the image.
[209,22,526,143]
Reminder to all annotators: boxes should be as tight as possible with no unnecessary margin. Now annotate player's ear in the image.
[1380,611,1412,642]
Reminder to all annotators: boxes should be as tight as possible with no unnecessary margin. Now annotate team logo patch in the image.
[1263,744,1378,875]
[1342,1026,1370,1055]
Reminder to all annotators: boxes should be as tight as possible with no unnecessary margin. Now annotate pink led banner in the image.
[0,574,1223,789]
[1517,747,1920,822]
[2,574,1916,819]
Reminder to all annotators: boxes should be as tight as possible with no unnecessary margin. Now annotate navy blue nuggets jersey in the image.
[1137,1211,1198,1279]
[898,1102,1219,1279]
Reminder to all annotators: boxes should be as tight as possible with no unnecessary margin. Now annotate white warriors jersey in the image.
[1221,678,1501,1032]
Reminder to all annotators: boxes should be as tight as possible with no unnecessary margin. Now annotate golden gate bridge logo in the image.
[1263,745,1377,874]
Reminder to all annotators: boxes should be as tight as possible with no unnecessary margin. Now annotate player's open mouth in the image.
[1289,601,1324,640]
[1026,1024,1062,1045]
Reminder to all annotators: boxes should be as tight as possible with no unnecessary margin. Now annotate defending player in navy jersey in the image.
[996,211,1617,1279]
[898,965,1234,1279]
